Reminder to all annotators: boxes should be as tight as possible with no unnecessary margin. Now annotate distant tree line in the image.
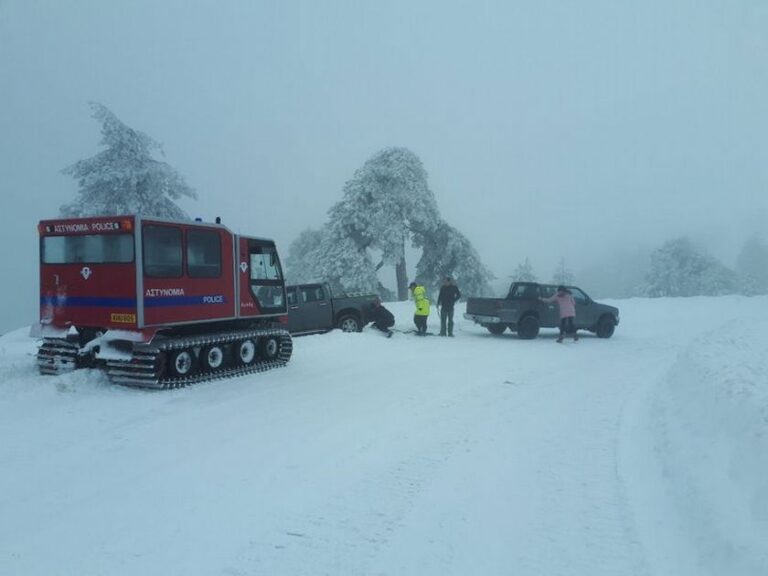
[507,235,768,298]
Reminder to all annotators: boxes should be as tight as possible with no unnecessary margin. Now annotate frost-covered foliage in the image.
[284,227,327,284]
[332,147,441,263]
[315,222,380,295]
[328,147,442,298]
[60,102,196,219]
[736,234,768,294]
[416,221,494,297]
[550,258,575,286]
[645,237,737,297]
[287,147,491,299]
[512,257,537,282]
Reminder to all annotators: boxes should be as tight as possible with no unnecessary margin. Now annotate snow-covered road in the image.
[1,297,766,575]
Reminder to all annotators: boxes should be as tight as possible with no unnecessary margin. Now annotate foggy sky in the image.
[2,0,767,332]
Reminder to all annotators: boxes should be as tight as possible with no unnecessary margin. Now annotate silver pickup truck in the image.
[286,283,378,335]
[464,282,619,339]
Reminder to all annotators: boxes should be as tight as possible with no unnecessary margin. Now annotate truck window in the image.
[300,286,324,303]
[42,234,134,264]
[510,284,538,298]
[286,287,297,306]
[570,288,588,303]
[187,229,221,278]
[143,225,182,278]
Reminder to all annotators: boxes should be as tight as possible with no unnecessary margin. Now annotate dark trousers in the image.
[414,314,428,334]
[372,320,393,334]
[559,316,575,336]
[440,307,455,335]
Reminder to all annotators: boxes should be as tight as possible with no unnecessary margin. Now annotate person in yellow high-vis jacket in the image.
[408,281,430,335]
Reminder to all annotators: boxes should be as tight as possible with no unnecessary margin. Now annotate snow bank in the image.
[655,319,768,575]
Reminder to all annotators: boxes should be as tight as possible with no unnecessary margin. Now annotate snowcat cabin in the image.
[37,215,293,387]
[39,216,138,335]
[237,236,288,321]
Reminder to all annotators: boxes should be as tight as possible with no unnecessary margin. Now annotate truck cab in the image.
[285,282,378,335]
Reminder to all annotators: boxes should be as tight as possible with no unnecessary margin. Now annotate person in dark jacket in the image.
[368,298,395,337]
[437,276,461,336]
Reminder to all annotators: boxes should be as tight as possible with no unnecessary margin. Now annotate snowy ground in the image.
[1,297,767,576]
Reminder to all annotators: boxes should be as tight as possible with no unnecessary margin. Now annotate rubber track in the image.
[105,328,293,389]
[37,338,79,375]
[38,329,292,390]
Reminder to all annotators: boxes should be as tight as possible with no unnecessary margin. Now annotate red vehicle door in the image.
[236,236,287,319]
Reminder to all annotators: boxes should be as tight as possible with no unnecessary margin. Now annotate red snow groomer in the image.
[36,215,292,388]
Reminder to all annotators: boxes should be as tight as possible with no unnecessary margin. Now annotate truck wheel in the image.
[596,316,615,338]
[201,344,226,371]
[259,336,280,361]
[517,316,540,339]
[169,349,197,377]
[235,339,257,365]
[337,314,361,332]
[485,324,506,335]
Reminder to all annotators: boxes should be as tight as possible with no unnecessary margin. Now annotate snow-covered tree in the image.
[61,102,196,219]
[416,221,494,298]
[645,237,737,297]
[284,227,327,284]
[735,234,768,294]
[329,147,441,299]
[550,258,575,286]
[314,222,380,295]
[286,147,491,299]
[512,257,537,282]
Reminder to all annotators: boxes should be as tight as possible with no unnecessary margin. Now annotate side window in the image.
[286,288,297,306]
[187,229,221,278]
[301,287,317,303]
[540,285,556,298]
[143,225,182,278]
[522,285,538,299]
[571,288,588,304]
[510,284,537,298]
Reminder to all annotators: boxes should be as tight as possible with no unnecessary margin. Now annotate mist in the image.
[2,0,767,332]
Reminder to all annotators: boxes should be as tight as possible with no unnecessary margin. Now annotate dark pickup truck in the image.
[286,283,379,335]
[464,282,619,339]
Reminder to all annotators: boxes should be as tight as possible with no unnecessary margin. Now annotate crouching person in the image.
[368,298,395,337]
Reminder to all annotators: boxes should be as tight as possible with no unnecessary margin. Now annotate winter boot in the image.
[556,336,564,343]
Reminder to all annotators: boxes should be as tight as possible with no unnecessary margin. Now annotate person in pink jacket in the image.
[541,286,578,343]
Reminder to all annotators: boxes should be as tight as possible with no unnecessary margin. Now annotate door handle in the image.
[289,305,299,310]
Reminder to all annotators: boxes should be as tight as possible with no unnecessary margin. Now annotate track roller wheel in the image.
[258,336,280,361]
[235,339,257,365]
[169,348,197,377]
[201,344,226,371]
